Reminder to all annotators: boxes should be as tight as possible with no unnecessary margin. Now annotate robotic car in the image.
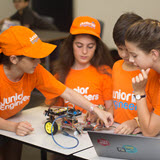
[44,106,83,135]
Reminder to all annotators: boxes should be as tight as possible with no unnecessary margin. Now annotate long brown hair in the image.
[125,19,160,53]
[53,34,113,83]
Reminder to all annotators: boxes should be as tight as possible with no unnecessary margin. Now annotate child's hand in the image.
[95,108,114,128]
[114,119,137,135]
[132,68,150,95]
[132,127,141,134]
[84,111,98,123]
[96,118,105,126]
[15,121,34,136]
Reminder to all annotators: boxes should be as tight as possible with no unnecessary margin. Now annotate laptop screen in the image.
[88,131,160,160]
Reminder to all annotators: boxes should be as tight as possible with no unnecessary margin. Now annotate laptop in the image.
[88,131,160,160]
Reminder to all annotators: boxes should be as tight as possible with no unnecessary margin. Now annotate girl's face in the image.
[73,35,96,68]
[16,57,40,74]
[125,41,153,70]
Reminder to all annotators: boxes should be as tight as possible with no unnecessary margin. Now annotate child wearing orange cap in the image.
[53,16,113,122]
[0,26,113,159]
[125,19,160,137]
[110,13,153,135]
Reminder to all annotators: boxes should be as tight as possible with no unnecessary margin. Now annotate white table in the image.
[0,106,93,159]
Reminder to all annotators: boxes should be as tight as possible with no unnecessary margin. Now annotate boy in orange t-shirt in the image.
[0,26,113,160]
[53,16,113,115]
[110,13,153,135]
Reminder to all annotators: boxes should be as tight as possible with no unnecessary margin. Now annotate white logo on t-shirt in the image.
[65,86,99,104]
[0,91,30,110]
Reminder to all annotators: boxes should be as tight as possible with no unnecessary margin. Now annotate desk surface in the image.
[34,30,69,42]
[0,106,92,155]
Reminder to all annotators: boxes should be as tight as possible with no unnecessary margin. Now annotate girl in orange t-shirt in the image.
[53,16,113,117]
[125,19,160,137]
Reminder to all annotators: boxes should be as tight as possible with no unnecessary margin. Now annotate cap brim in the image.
[26,42,57,58]
[71,29,101,39]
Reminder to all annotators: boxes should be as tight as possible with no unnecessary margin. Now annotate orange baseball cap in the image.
[70,16,101,39]
[0,26,57,58]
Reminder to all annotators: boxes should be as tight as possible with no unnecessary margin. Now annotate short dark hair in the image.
[113,12,142,46]
[0,53,12,67]
[0,53,25,68]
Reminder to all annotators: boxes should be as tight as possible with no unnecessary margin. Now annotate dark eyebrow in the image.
[88,43,96,45]
[74,42,96,46]
[75,42,83,44]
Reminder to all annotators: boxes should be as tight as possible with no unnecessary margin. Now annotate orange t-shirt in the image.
[146,69,160,116]
[112,60,153,123]
[0,64,66,119]
[54,65,112,113]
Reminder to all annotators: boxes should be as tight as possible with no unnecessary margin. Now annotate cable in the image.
[51,115,79,149]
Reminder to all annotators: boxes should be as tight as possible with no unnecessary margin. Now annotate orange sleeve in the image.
[54,73,59,80]
[153,106,160,116]
[146,69,160,116]
[53,97,64,107]
[34,64,66,101]
[100,66,112,100]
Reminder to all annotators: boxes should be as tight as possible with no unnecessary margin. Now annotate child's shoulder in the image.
[98,65,112,75]
[148,68,159,80]
[113,59,124,69]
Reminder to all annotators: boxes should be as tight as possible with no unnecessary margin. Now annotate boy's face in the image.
[13,0,29,11]
[117,45,130,63]
[15,56,41,74]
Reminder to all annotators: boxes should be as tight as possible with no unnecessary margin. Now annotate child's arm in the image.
[0,117,34,136]
[60,87,114,127]
[132,69,160,136]
[104,100,112,110]
[135,97,160,136]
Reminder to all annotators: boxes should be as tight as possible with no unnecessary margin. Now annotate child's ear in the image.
[10,55,19,64]
[150,49,160,61]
